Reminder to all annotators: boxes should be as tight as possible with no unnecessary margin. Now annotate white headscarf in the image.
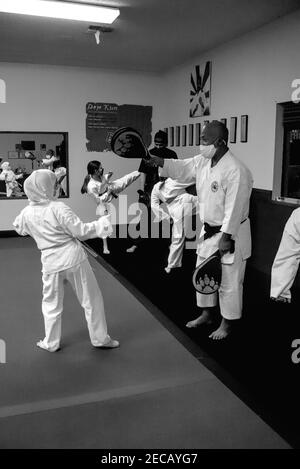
[24,169,58,205]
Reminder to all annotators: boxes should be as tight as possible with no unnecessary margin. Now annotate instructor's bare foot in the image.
[103,249,110,255]
[186,310,213,328]
[209,319,231,340]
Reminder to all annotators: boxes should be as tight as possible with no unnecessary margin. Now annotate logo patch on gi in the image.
[211,181,219,192]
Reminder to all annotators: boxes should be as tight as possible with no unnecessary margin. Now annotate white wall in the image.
[0,63,163,230]
[159,9,300,190]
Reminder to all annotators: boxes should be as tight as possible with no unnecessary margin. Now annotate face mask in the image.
[199,143,217,159]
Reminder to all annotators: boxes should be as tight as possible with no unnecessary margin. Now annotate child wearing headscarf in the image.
[13,169,119,352]
[0,161,23,197]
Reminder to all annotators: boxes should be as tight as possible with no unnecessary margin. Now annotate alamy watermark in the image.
[291,79,300,103]
[0,78,6,103]
[291,339,300,364]
[0,339,6,364]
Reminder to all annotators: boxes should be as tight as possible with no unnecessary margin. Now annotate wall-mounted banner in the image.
[0,78,6,103]
[86,102,152,152]
[190,62,211,118]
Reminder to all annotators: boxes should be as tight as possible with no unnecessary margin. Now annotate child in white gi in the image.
[0,161,23,197]
[42,149,59,170]
[13,169,119,352]
[151,177,197,273]
[81,160,140,254]
[270,208,300,303]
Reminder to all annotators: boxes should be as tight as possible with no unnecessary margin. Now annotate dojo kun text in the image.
[291,339,300,364]
[0,78,6,103]
[0,339,6,364]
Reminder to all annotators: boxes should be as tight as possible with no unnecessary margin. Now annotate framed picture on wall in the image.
[220,118,227,128]
[169,127,174,147]
[190,61,211,117]
[8,151,19,159]
[176,126,181,146]
[241,115,248,143]
[189,124,194,146]
[182,125,187,146]
[230,117,237,143]
[195,123,201,145]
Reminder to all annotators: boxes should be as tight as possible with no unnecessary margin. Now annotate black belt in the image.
[203,218,247,240]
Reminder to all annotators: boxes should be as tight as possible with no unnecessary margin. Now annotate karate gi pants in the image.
[196,238,247,320]
[167,194,197,269]
[271,230,300,301]
[40,259,110,351]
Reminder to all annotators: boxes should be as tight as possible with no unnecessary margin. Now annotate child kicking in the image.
[81,160,140,254]
[13,169,119,352]
[151,177,197,273]
[271,207,300,304]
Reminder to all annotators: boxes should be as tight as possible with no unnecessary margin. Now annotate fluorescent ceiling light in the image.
[0,0,120,24]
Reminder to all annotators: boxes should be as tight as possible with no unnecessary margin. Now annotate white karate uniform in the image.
[271,208,300,301]
[87,171,140,218]
[0,162,23,197]
[13,169,113,351]
[160,151,253,319]
[54,166,67,195]
[151,178,197,269]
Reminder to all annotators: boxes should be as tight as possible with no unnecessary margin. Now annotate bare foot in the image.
[209,319,231,340]
[103,249,110,255]
[165,267,171,274]
[186,310,213,328]
[37,340,60,352]
[126,245,137,253]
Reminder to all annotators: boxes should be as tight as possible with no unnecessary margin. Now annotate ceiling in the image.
[0,0,299,73]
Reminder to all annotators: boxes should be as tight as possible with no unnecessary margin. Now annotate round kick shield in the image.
[192,250,222,294]
[110,127,150,159]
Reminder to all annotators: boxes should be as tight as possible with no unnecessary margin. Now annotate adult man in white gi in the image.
[149,121,253,340]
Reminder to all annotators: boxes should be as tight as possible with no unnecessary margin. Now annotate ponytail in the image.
[81,174,90,194]
[80,160,102,195]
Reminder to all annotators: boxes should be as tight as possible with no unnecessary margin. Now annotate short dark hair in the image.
[154,130,168,143]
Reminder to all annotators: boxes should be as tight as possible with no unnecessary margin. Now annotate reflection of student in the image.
[0,161,23,197]
[271,208,300,303]
[53,159,67,196]
[13,169,118,352]
[42,149,59,170]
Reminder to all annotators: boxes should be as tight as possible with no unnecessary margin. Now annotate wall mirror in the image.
[0,132,69,199]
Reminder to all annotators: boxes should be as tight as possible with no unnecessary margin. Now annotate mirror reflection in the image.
[0,132,69,199]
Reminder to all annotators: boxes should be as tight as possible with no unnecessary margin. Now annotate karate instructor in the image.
[149,121,253,340]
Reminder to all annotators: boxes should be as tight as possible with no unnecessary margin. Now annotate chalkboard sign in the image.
[86,102,152,152]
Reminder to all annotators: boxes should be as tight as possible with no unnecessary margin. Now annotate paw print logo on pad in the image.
[196,274,219,293]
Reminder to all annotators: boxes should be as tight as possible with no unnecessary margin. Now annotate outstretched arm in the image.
[148,156,197,183]
[54,203,113,240]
